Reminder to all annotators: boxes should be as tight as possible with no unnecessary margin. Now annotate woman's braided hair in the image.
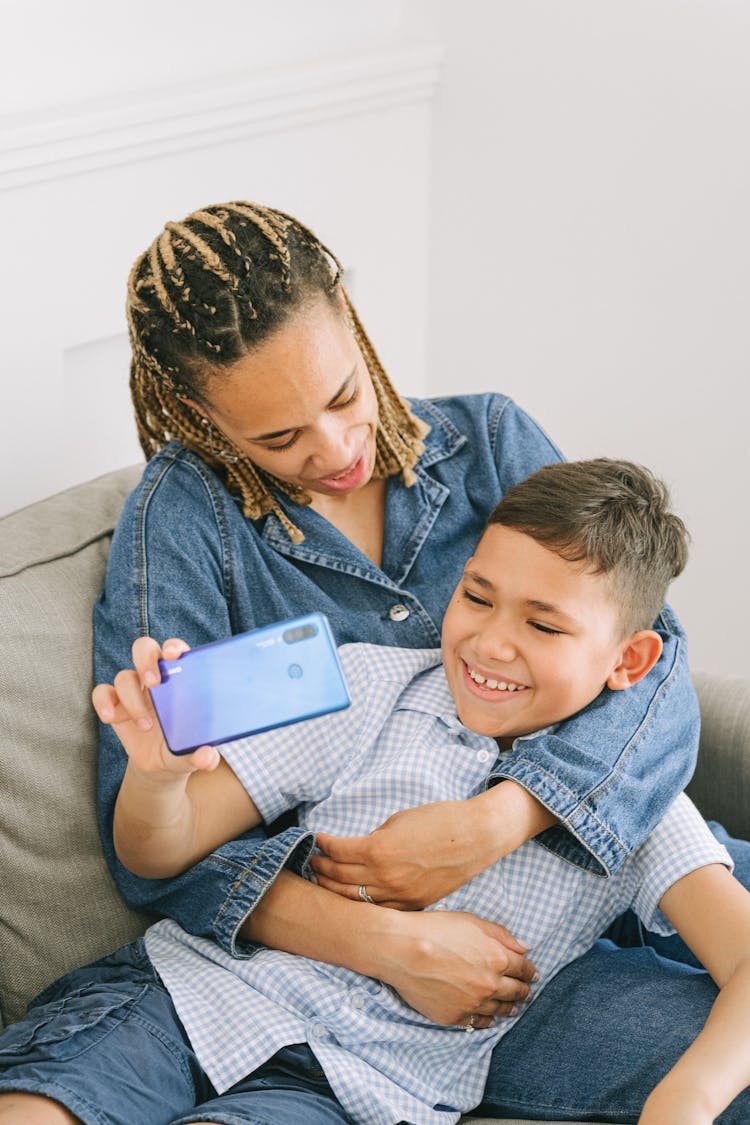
[127,201,429,542]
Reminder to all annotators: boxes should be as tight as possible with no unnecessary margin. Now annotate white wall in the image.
[425,0,750,676]
[0,0,439,510]
[1,0,413,111]
[2,0,747,677]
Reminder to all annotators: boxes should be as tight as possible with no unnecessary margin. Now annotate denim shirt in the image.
[94,393,699,955]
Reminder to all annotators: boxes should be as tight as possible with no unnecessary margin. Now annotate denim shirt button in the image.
[388,603,410,622]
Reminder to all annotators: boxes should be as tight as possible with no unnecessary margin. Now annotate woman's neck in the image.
[308,477,387,566]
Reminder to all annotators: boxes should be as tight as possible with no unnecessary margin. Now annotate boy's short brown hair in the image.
[488,459,689,635]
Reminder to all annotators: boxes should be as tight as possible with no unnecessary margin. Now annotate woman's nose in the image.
[309,417,353,468]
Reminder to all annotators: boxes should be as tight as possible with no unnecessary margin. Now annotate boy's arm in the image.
[94,637,260,878]
[640,865,750,1123]
[96,638,540,1027]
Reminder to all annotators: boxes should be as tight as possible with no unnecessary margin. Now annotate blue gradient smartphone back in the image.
[149,614,351,754]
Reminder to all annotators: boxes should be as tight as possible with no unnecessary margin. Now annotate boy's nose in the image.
[476,627,517,664]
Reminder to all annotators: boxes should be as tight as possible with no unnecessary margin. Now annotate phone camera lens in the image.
[283,623,318,644]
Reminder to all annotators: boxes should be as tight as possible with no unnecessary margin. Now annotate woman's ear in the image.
[333,283,353,322]
[607,630,663,691]
[177,394,203,415]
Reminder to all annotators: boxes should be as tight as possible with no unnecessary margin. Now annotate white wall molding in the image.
[0,43,443,191]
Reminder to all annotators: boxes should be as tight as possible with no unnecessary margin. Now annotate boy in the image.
[2,459,749,1125]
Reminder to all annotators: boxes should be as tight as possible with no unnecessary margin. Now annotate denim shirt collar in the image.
[258,399,468,586]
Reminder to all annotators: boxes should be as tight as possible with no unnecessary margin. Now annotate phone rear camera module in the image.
[283,624,318,644]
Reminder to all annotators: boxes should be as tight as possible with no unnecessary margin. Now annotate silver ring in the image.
[358,884,375,905]
[464,1014,476,1033]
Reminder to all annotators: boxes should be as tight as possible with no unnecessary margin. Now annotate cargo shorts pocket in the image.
[0,981,150,1065]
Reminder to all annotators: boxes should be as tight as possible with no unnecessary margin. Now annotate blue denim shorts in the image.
[0,940,352,1125]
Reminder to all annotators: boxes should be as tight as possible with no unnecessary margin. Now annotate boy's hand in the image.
[92,636,220,780]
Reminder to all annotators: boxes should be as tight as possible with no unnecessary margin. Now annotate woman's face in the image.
[196,296,380,498]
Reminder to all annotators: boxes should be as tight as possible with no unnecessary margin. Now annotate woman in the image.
[87,200,712,1118]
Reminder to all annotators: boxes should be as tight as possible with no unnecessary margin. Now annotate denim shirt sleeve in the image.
[94,451,314,956]
[488,604,700,876]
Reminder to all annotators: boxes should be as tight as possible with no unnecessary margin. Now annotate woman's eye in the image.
[331,384,360,410]
[262,431,301,452]
[530,622,563,636]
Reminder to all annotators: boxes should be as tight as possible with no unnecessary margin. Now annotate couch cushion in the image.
[0,465,149,1029]
[688,671,750,839]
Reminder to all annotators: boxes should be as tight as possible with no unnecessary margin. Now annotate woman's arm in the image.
[311,612,695,905]
[242,867,537,1027]
[310,401,698,904]
[639,864,750,1122]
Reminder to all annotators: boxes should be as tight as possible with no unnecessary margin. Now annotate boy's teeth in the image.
[468,668,524,692]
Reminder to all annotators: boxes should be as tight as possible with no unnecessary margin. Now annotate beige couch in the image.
[1,466,749,1125]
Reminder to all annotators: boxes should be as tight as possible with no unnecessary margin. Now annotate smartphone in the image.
[148,613,351,755]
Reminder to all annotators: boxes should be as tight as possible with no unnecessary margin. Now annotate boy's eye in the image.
[530,622,563,636]
[462,590,492,607]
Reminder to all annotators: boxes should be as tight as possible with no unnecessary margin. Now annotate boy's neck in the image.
[495,736,515,753]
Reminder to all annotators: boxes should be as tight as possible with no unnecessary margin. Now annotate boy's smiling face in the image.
[441,524,636,745]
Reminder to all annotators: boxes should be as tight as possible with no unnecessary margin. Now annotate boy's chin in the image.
[457,712,533,747]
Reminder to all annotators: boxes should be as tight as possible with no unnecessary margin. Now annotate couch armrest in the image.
[687,672,750,840]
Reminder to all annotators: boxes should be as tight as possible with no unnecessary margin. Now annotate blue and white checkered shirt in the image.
[145,645,731,1125]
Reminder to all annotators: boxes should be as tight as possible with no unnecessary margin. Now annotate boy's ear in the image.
[607,630,663,691]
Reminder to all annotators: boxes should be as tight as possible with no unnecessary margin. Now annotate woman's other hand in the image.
[381,908,537,1027]
[244,870,537,1029]
[312,785,556,909]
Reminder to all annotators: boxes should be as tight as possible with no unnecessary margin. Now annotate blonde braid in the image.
[127,202,430,542]
[341,290,429,486]
[220,201,293,273]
